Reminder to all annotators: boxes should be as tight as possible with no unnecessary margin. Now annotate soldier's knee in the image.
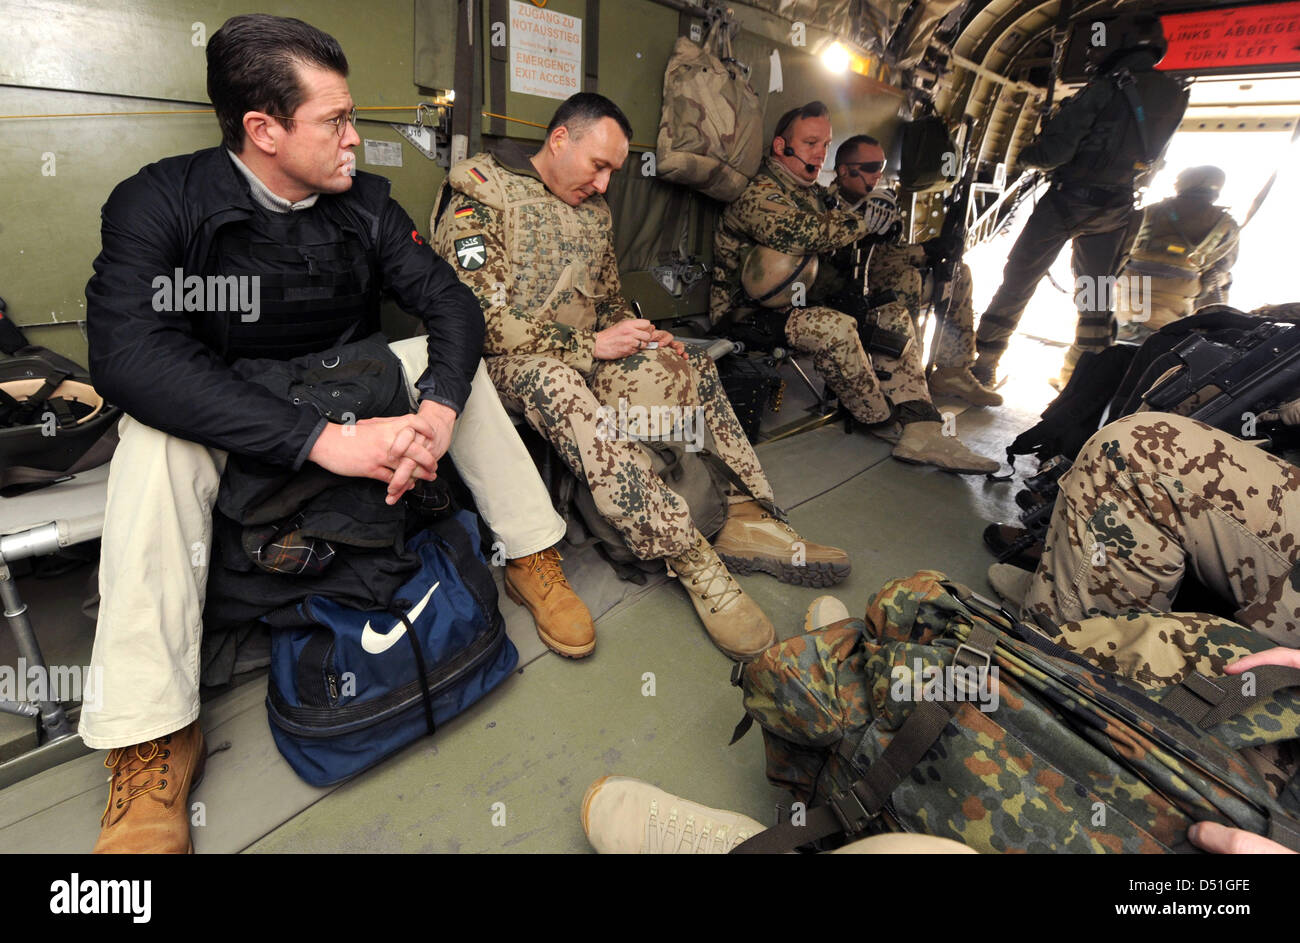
[593,347,697,410]
[522,360,594,410]
[819,310,860,345]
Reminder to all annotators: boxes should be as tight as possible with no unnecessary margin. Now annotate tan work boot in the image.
[93,721,206,854]
[581,775,766,853]
[803,595,851,634]
[505,547,595,658]
[667,531,775,661]
[712,500,850,588]
[929,366,1004,407]
[892,421,999,475]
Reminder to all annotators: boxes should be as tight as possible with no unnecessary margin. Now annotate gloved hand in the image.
[862,187,901,235]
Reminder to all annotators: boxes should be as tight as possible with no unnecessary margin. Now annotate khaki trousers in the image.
[79,338,563,749]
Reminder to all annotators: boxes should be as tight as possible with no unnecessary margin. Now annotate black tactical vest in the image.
[207,201,380,363]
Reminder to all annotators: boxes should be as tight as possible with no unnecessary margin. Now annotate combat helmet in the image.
[0,301,120,494]
[741,246,819,308]
[1175,165,1226,197]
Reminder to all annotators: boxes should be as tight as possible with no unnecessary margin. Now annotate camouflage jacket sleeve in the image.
[729,180,872,255]
[593,235,638,331]
[432,183,597,373]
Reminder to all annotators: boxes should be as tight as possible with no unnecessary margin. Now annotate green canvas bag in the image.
[733,571,1300,853]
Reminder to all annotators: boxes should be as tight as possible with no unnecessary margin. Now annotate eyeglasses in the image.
[843,160,886,175]
[265,106,358,137]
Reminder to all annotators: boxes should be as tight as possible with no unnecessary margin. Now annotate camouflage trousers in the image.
[486,345,774,561]
[783,304,931,425]
[1024,413,1300,649]
[867,243,976,370]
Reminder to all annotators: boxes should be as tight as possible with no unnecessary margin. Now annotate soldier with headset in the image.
[711,101,998,474]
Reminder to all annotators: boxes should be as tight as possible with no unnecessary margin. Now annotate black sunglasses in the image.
[843,160,886,175]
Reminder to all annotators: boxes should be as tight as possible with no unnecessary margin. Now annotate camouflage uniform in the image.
[712,157,932,424]
[866,240,976,371]
[433,145,772,561]
[1024,412,1300,649]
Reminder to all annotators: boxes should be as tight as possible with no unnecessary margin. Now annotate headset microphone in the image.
[782,145,818,176]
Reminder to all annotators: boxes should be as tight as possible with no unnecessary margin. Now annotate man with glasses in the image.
[711,103,997,473]
[831,135,1001,407]
[84,13,591,853]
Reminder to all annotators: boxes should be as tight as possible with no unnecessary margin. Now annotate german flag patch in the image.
[469,167,488,184]
[454,206,475,219]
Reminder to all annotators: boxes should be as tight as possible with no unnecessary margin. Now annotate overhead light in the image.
[821,42,850,74]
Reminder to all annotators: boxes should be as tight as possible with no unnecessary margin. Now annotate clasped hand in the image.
[306,398,456,505]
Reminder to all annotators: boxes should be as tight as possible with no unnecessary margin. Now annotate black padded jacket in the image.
[85,146,484,469]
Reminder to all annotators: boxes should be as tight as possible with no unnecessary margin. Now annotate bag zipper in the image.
[267,615,507,737]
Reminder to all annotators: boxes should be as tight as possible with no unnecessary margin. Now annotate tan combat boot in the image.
[970,354,1002,388]
[712,500,850,588]
[581,775,766,853]
[505,547,595,658]
[929,366,1004,407]
[891,421,999,474]
[666,531,775,661]
[93,721,206,854]
[802,595,851,634]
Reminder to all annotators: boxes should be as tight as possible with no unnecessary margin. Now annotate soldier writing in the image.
[433,93,850,662]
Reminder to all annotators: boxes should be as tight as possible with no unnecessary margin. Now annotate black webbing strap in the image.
[488,0,507,137]
[392,606,437,736]
[1268,814,1300,853]
[0,385,22,424]
[1159,665,1300,730]
[584,0,599,92]
[12,370,71,424]
[732,626,996,854]
[1114,69,1154,163]
[731,698,964,853]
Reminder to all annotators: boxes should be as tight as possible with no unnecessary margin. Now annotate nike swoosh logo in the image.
[361,581,440,654]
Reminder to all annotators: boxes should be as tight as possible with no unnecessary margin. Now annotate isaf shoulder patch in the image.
[454,235,487,271]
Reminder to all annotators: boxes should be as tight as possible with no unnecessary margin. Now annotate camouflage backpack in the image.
[655,18,762,204]
[732,571,1300,854]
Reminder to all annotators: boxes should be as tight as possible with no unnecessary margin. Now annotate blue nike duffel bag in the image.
[266,510,518,786]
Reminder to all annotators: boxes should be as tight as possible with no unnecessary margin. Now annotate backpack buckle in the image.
[952,642,992,699]
[828,784,876,835]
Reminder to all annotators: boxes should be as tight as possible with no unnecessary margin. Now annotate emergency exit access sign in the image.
[1161,1,1300,71]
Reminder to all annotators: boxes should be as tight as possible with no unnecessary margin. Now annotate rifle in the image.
[822,190,912,360]
[993,320,1300,562]
[924,109,987,369]
[1141,320,1300,433]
